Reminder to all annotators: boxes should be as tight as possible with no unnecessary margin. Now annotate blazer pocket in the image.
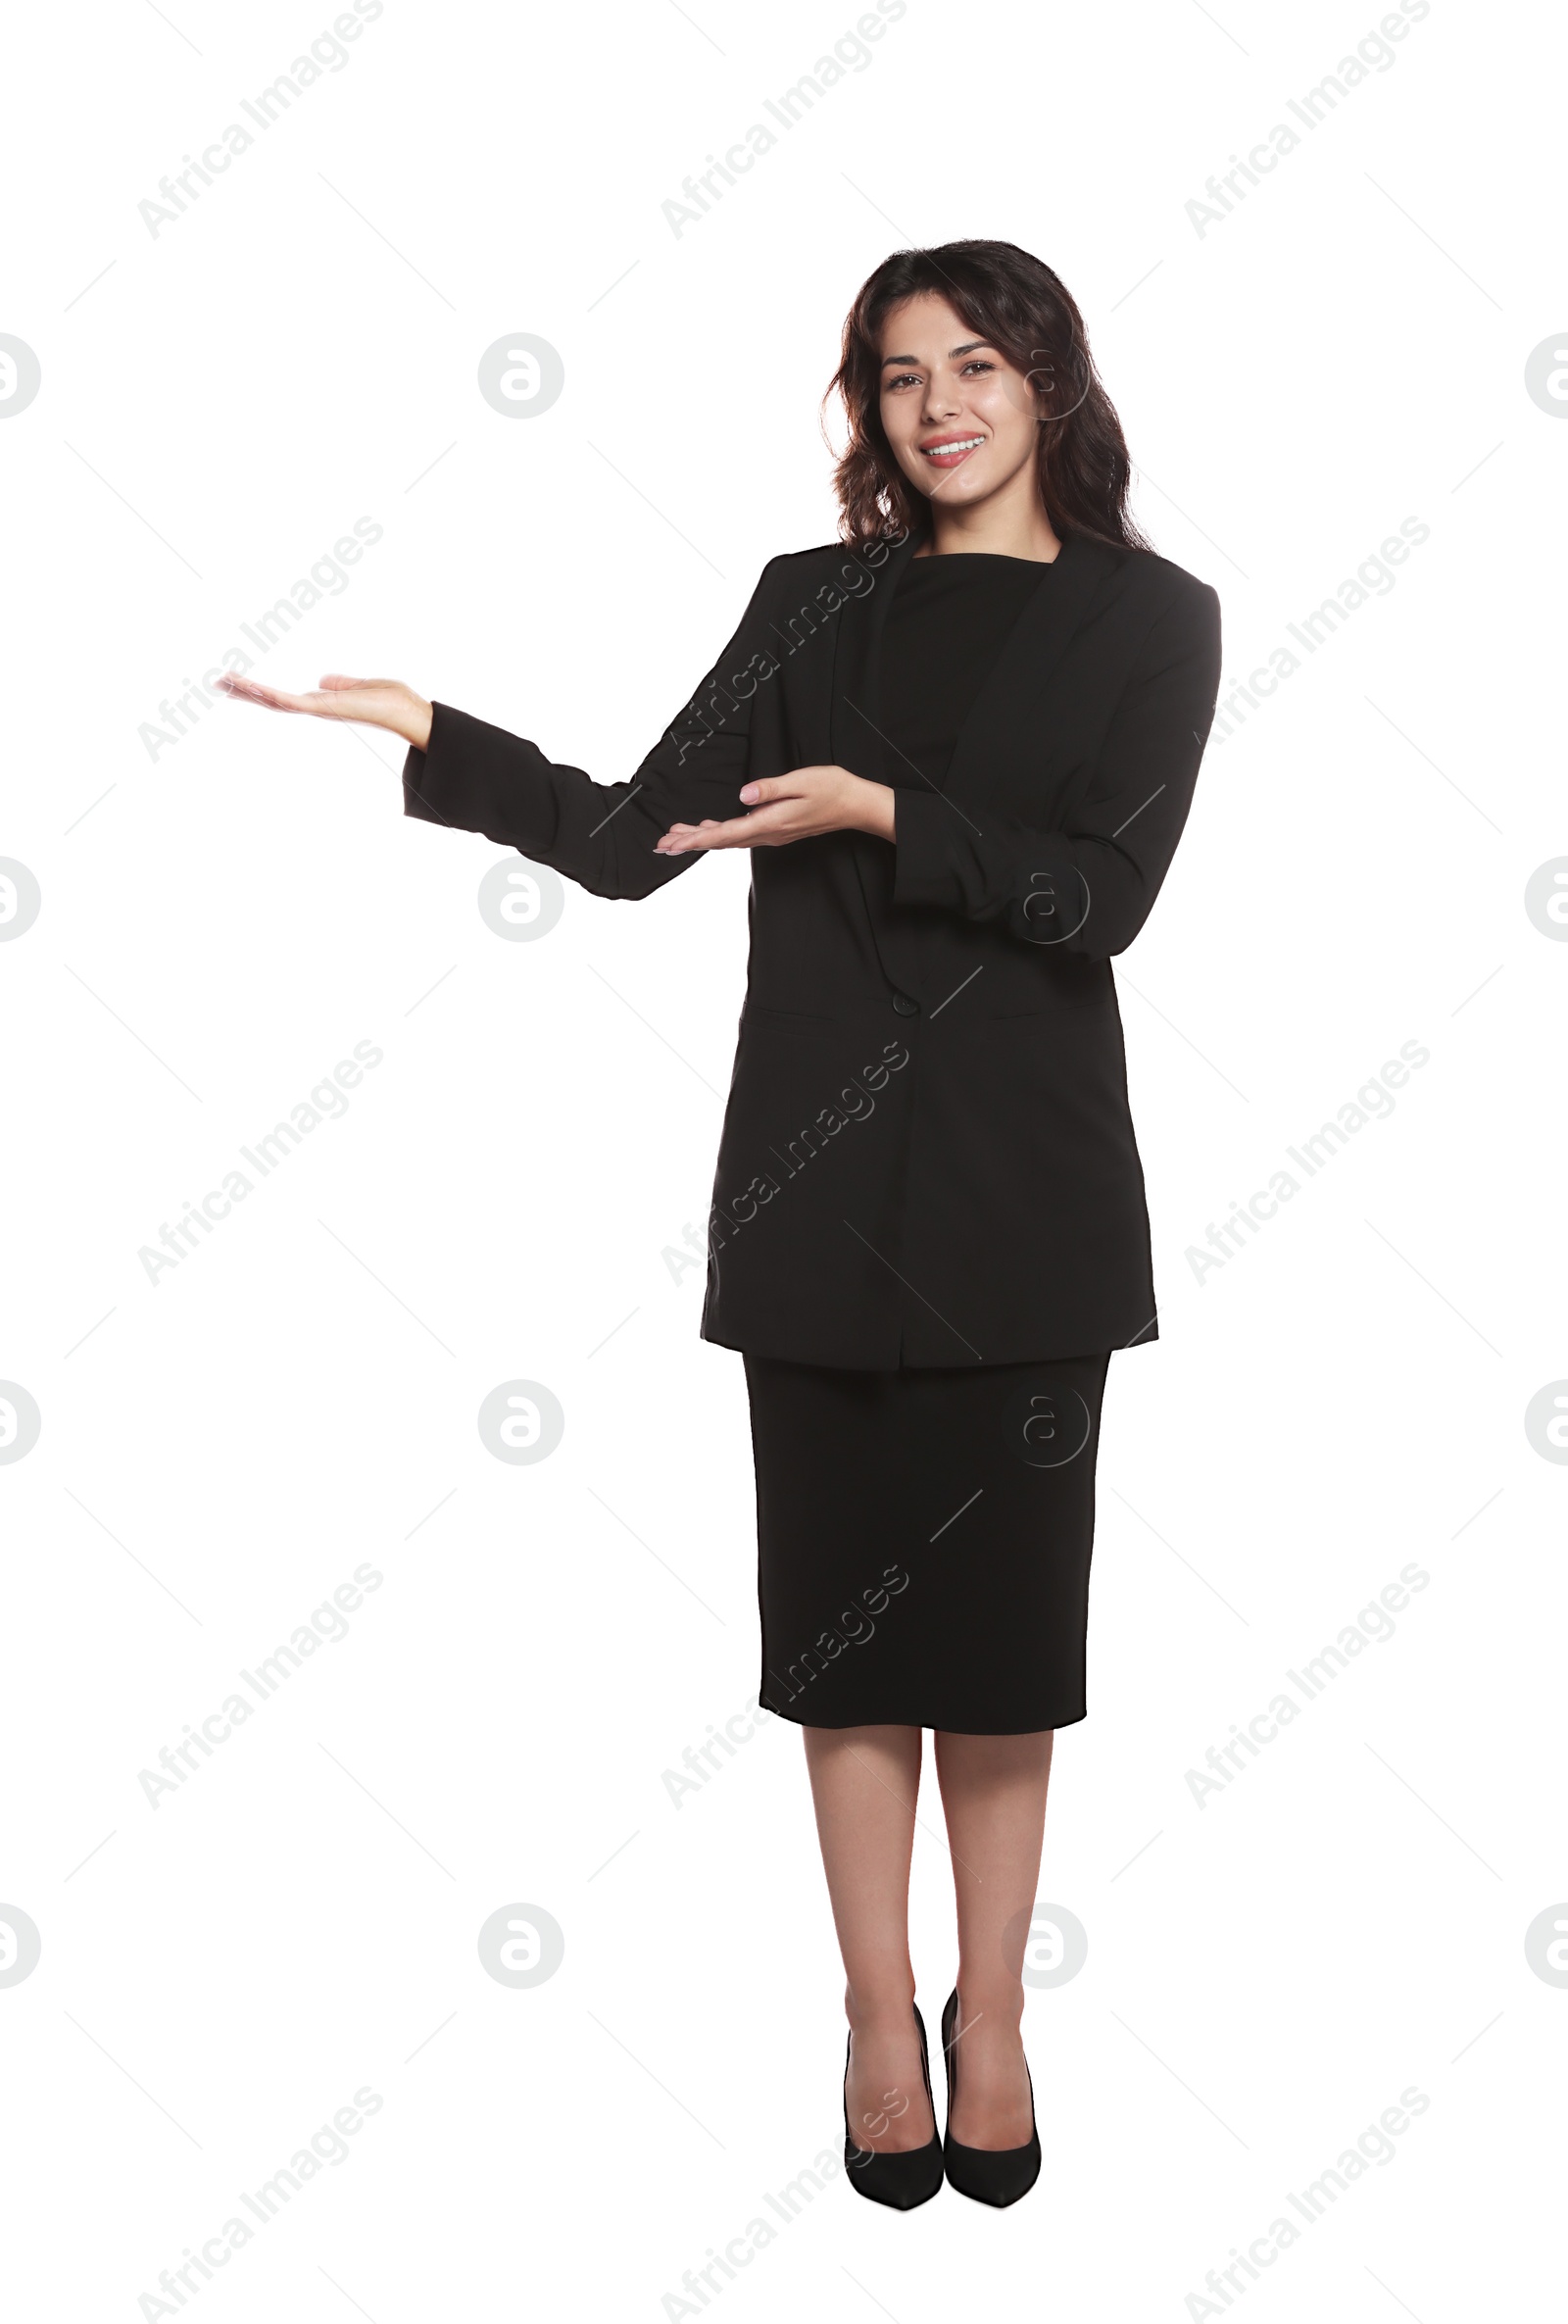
[741,1002,843,1036]
[987,991,1113,1019]
[986,962,1114,1018]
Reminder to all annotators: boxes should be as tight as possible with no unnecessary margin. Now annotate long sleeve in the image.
[401,556,785,901]
[889,576,1222,960]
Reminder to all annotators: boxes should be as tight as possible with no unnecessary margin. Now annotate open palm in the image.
[217,669,432,749]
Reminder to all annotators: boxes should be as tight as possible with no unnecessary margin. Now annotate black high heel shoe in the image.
[939,1988,1042,2207]
[842,2003,945,2209]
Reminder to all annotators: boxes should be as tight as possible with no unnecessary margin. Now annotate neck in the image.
[921,467,1062,562]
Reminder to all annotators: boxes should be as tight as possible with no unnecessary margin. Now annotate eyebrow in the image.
[879,339,994,368]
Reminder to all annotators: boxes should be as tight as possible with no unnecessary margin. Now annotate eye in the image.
[959,359,997,375]
[884,371,921,391]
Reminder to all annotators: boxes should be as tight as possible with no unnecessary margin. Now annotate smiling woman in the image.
[216,235,1222,2217]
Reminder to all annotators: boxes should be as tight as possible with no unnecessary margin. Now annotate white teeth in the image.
[923,436,984,456]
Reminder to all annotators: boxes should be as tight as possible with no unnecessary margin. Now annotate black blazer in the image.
[402,528,1222,1367]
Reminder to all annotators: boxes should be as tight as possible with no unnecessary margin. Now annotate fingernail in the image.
[739,783,759,802]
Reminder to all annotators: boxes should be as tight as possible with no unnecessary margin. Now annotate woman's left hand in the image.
[654,765,895,854]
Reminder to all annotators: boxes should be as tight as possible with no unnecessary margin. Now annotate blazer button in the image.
[891,992,920,1015]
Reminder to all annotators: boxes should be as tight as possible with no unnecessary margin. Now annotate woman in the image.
[220,240,1221,2211]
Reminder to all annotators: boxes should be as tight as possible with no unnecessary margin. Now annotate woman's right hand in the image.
[216,670,433,750]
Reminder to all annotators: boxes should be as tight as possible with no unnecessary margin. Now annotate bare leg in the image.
[932,1728,1054,2148]
[802,1723,936,2153]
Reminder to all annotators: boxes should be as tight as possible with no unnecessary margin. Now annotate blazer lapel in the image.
[831,530,927,1000]
[829,528,918,782]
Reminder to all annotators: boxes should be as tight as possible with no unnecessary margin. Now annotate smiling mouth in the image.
[919,434,986,467]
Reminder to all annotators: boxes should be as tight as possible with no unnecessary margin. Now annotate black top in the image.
[880,551,1057,795]
[882,551,1057,1014]
[880,552,1062,1349]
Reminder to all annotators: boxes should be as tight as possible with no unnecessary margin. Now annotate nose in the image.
[921,368,960,422]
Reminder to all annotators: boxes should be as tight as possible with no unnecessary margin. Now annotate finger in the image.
[738,773,822,807]
[656,817,731,851]
[663,813,778,853]
[318,673,367,691]
[658,826,725,853]
[215,673,312,714]
[217,673,369,720]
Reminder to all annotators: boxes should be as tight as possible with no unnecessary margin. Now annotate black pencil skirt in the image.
[744,1350,1113,1735]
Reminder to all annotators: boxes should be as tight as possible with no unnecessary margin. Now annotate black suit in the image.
[402,528,1222,1367]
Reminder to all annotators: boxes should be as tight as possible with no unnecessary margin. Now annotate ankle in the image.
[953,1983,1023,2036]
[845,1980,917,2032]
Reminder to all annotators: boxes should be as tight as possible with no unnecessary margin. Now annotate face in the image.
[877,291,1040,515]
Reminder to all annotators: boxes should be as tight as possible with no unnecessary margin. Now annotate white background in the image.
[2,0,1563,2316]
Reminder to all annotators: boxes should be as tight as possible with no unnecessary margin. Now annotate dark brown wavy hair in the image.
[825,239,1152,555]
